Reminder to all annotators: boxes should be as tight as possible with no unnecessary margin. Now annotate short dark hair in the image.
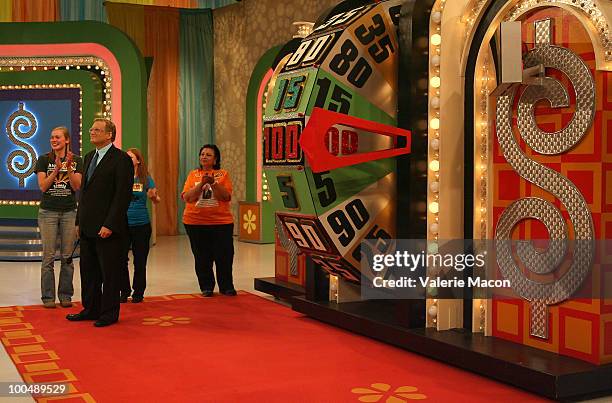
[199,144,221,170]
[94,118,116,141]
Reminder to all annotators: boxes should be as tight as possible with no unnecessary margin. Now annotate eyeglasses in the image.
[88,128,106,134]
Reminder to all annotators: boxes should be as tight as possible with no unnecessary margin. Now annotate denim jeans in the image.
[38,208,77,302]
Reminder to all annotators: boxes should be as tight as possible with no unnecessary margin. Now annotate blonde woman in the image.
[36,127,83,308]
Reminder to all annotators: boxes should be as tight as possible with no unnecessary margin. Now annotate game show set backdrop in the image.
[247,0,611,399]
[0,0,610,399]
[0,0,234,234]
[0,20,146,220]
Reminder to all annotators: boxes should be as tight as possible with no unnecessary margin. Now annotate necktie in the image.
[86,152,99,182]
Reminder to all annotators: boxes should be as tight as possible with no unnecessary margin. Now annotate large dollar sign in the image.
[6,102,38,187]
[494,19,595,339]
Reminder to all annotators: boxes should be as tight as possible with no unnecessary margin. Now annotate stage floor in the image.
[0,235,275,402]
[0,236,608,402]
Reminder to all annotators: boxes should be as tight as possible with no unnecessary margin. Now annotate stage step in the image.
[0,250,43,261]
[0,219,42,261]
[0,219,77,262]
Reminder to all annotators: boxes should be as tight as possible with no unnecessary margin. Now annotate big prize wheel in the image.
[262,0,410,285]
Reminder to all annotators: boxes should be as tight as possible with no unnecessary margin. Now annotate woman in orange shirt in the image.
[181,144,236,297]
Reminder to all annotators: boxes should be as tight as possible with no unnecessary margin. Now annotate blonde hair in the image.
[47,126,70,160]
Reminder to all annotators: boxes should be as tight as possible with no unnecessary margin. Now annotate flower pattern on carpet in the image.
[142,315,191,327]
[351,383,427,402]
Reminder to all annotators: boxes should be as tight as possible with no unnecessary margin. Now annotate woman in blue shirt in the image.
[121,148,160,303]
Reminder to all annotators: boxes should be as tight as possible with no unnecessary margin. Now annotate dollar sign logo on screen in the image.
[5,102,38,187]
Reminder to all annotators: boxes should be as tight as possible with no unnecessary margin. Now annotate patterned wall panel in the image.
[492,7,612,365]
[213,0,339,220]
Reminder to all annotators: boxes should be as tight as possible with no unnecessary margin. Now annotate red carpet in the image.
[0,293,549,402]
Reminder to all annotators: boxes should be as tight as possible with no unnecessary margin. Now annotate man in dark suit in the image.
[66,118,133,327]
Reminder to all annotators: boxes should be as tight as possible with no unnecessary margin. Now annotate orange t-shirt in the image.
[182,169,233,225]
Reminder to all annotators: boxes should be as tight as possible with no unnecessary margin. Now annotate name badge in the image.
[133,183,143,192]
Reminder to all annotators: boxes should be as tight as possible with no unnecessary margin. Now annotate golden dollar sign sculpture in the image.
[6,102,38,187]
[494,19,595,339]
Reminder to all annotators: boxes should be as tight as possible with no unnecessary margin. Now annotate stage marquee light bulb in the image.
[432,11,442,24]
[431,138,440,151]
[430,96,440,109]
[427,243,438,254]
[431,55,440,67]
[431,34,441,46]
[429,160,439,172]
[429,202,439,214]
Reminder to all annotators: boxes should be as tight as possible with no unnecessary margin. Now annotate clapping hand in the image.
[65,151,74,172]
[54,154,62,174]
[202,174,214,185]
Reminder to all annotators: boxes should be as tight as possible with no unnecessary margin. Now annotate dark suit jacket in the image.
[77,145,134,238]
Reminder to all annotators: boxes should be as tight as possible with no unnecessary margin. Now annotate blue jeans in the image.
[38,208,77,302]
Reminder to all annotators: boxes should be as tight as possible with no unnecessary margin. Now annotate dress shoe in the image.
[60,300,72,308]
[132,296,143,303]
[94,319,116,327]
[222,289,237,296]
[202,290,213,297]
[120,294,129,303]
[43,301,56,308]
[66,312,96,321]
